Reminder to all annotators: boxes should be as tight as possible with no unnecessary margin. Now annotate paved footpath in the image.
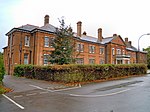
[3,75,68,93]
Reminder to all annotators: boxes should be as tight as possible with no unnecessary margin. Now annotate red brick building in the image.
[3,15,147,75]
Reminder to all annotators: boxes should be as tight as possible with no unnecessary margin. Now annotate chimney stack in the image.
[129,41,132,46]
[125,37,128,42]
[77,21,82,37]
[98,28,103,42]
[44,15,49,25]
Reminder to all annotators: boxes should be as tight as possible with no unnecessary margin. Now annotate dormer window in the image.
[25,36,30,46]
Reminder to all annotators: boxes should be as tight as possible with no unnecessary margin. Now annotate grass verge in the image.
[0,85,12,94]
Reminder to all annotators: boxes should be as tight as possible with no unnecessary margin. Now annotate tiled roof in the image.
[80,35,98,43]
[102,37,113,44]
[38,24,56,32]
[74,33,113,44]
[126,47,137,51]
[17,24,57,33]
[17,24,39,31]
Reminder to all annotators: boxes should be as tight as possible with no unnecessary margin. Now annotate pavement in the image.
[3,75,68,93]
[1,71,150,112]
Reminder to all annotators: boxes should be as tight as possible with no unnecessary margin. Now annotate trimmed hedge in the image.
[14,64,147,83]
[0,57,5,84]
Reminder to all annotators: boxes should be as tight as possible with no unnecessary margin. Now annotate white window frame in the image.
[89,58,95,64]
[76,58,84,64]
[43,54,49,65]
[24,54,29,64]
[49,38,54,48]
[112,48,115,56]
[25,36,30,47]
[100,48,104,55]
[89,45,95,54]
[77,43,84,52]
[100,59,104,64]
[122,50,125,55]
[117,49,121,55]
[44,37,49,47]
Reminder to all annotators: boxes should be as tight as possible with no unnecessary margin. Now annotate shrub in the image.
[13,64,147,83]
[0,53,5,84]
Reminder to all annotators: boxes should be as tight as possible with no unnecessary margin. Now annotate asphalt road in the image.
[1,73,150,112]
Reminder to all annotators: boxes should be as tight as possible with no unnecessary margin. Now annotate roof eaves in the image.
[6,28,32,36]
[74,36,105,45]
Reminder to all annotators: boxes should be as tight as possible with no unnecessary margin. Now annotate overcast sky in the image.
[1,0,150,52]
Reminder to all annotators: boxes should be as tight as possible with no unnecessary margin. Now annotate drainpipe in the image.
[33,33,36,65]
[19,31,22,64]
[105,44,107,64]
[8,33,12,75]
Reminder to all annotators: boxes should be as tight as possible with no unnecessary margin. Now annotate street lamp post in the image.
[137,33,150,63]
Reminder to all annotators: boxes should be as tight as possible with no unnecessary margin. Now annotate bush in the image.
[0,53,5,84]
[13,64,147,83]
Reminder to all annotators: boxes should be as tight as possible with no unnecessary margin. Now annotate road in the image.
[0,73,150,112]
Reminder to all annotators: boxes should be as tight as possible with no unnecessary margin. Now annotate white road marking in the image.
[39,91,49,94]
[14,95,23,98]
[26,93,37,96]
[52,86,81,92]
[69,89,131,98]
[2,94,25,110]
[29,84,46,90]
[29,84,136,98]
[29,84,53,92]
[29,84,81,92]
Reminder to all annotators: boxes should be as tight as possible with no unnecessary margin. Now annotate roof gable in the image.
[111,36,126,46]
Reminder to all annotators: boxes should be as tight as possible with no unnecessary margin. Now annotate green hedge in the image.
[0,54,5,84]
[13,64,147,83]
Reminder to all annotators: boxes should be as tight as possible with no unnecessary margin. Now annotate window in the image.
[24,54,28,64]
[100,59,104,64]
[25,36,30,46]
[43,54,49,65]
[89,58,95,64]
[76,58,84,64]
[49,38,54,47]
[77,43,84,52]
[100,48,104,54]
[112,61,115,64]
[44,37,49,47]
[112,48,115,56]
[89,45,95,53]
[116,49,121,55]
[122,50,125,55]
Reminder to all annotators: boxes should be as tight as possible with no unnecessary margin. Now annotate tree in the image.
[144,46,150,69]
[49,18,75,65]
[0,52,5,83]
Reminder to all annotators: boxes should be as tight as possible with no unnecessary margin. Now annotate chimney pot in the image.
[129,41,132,46]
[44,15,49,25]
[113,34,117,37]
[83,31,87,35]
